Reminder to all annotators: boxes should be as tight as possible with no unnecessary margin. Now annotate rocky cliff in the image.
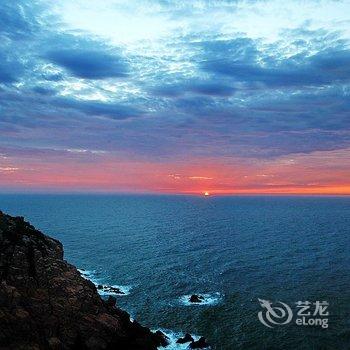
[0,211,167,350]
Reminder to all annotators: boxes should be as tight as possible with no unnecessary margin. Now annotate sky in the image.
[0,0,350,195]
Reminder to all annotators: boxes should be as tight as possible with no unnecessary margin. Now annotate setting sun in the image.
[204,191,210,196]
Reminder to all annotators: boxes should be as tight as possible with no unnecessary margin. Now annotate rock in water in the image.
[103,286,125,294]
[190,336,210,349]
[177,333,194,344]
[189,294,204,303]
[0,211,168,350]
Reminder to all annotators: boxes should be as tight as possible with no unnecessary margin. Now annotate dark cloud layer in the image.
[200,40,350,88]
[47,49,129,79]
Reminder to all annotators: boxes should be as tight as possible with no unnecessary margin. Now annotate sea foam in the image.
[157,329,210,350]
[78,269,132,296]
[179,292,223,306]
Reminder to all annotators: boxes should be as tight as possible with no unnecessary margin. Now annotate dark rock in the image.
[105,286,125,294]
[154,330,169,347]
[106,296,117,307]
[97,284,103,289]
[0,211,165,350]
[190,336,210,349]
[177,333,194,344]
[189,294,204,303]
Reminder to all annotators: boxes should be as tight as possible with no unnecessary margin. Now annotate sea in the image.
[1,194,349,350]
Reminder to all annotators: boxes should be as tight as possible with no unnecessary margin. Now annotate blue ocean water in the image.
[1,194,350,349]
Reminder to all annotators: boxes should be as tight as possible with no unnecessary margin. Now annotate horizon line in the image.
[0,190,349,197]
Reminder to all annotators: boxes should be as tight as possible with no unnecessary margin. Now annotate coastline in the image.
[0,211,168,349]
[0,211,211,350]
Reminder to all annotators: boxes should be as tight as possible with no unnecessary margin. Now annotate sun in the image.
[204,191,210,196]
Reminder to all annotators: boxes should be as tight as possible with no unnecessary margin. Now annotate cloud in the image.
[46,49,129,79]
[188,81,235,96]
[54,97,142,120]
[150,80,235,97]
[0,0,38,83]
[0,0,45,84]
[0,52,23,83]
[0,0,350,173]
[0,167,19,172]
[200,39,350,88]
[32,86,56,96]
[311,49,350,77]
[0,0,40,40]
[0,89,143,127]
[188,176,213,180]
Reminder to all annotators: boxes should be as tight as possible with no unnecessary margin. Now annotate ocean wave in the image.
[78,269,132,296]
[97,284,132,296]
[179,292,223,306]
[78,269,97,281]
